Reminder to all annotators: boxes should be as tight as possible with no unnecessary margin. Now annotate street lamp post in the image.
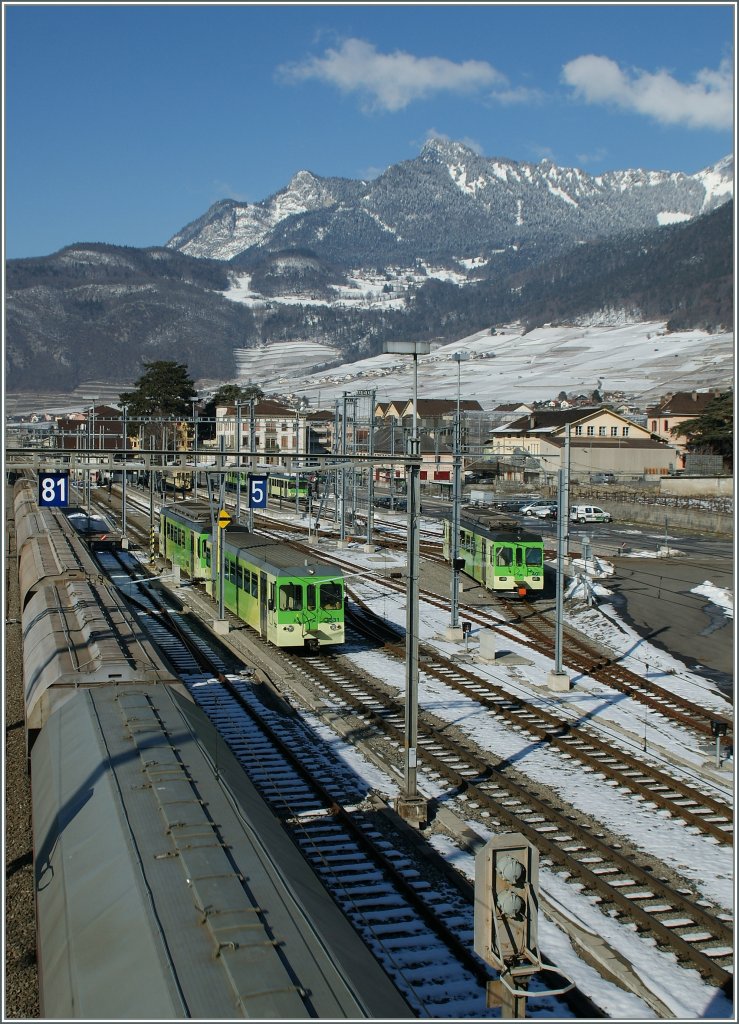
[384,339,431,825]
[448,352,469,639]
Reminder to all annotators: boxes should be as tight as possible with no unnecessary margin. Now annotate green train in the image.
[159,501,344,651]
[224,470,311,502]
[442,511,545,597]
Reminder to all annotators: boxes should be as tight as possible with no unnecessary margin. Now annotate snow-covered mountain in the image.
[167,140,733,268]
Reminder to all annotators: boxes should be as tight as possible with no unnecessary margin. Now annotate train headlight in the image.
[285,625,294,632]
[330,623,341,631]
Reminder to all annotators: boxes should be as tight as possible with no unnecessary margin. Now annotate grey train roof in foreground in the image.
[33,682,414,1019]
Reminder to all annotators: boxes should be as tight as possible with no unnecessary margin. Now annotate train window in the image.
[251,572,258,597]
[279,583,303,611]
[307,584,316,610]
[236,565,245,590]
[320,582,342,610]
[496,546,513,566]
[526,547,543,566]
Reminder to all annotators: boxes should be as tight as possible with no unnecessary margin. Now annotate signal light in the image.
[474,832,540,974]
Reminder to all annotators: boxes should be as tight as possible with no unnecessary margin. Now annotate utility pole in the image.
[548,424,570,691]
[339,394,349,546]
[121,404,128,540]
[248,398,256,532]
[447,351,469,640]
[236,403,242,522]
[366,389,376,547]
[192,400,198,500]
[384,339,430,826]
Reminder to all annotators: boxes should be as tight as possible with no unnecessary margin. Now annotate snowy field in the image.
[225,320,733,413]
[9,318,731,421]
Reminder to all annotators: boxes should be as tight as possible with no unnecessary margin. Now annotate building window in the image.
[651,420,657,432]
[586,426,595,436]
[575,425,583,436]
[622,427,629,437]
[598,426,607,436]
[664,419,669,432]
[611,426,618,436]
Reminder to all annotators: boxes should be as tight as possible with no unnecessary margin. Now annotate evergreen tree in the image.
[119,361,197,418]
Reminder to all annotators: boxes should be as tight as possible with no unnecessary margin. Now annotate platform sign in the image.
[217,509,232,529]
[248,475,268,509]
[39,472,70,508]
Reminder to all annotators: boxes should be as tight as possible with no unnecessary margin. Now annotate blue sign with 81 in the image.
[39,472,70,507]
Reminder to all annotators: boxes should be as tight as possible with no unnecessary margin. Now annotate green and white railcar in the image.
[159,502,212,580]
[159,502,344,650]
[443,511,545,597]
[221,529,344,650]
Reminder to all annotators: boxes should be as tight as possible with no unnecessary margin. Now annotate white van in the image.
[570,505,612,523]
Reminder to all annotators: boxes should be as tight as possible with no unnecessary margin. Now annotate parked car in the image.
[570,504,613,523]
[529,503,558,519]
[590,472,615,484]
[519,499,550,516]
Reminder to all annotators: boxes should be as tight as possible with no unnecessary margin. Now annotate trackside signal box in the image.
[474,832,540,975]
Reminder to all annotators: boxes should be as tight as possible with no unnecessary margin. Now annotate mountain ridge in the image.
[5,143,733,394]
[167,141,733,268]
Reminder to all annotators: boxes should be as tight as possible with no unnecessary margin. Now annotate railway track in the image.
[305,532,733,742]
[94,545,584,1018]
[274,636,733,992]
[94,488,734,999]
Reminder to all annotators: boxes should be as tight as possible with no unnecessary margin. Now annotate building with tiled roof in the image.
[646,391,724,469]
[486,407,677,482]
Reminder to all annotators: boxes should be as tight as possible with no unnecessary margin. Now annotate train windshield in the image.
[495,546,514,567]
[279,583,303,611]
[525,547,543,566]
[320,582,343,610]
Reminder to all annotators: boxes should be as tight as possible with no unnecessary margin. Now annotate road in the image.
[527,517,733,697]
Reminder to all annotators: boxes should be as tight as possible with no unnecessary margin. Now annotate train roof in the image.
[223,527,344,579]
[459,510,543,544]
[32,684,412,1019]
[161,500,214,529]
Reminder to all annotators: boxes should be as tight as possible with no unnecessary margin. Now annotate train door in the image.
[480,539,487,587]
[189,530,195,578]
[259,571,268,635]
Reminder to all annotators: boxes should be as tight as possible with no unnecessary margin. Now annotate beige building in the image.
[216,399,320,465]
[487,407,678,483]
[646,391,723,470]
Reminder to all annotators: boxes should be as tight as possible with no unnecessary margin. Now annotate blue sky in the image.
[5,2,734,259]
